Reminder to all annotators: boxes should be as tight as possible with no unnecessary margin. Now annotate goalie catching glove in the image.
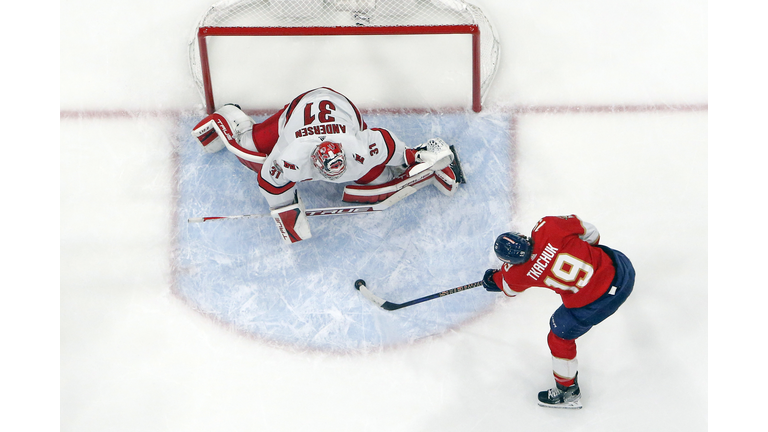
[404,138,455,176]
[270,191,312,245]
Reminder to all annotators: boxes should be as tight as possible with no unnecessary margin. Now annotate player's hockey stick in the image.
[188,185,418,223]
[354,279,482,311]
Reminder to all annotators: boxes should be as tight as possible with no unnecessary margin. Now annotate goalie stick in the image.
[354,279,482,311]
[188,185,418,223]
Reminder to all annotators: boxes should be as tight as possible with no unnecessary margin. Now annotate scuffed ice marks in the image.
[174,112,515,351]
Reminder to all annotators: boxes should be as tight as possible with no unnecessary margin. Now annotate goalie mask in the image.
[311,140,346,180]
[494,232,533,265]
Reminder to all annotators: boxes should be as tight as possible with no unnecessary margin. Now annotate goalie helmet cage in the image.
[189,0,500,113]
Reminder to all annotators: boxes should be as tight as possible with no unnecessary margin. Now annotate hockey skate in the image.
[537,375,582,409]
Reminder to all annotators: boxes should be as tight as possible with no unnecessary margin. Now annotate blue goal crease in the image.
[173,111,516,351]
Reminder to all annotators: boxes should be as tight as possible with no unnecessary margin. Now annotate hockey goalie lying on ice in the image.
[191,87,464,244]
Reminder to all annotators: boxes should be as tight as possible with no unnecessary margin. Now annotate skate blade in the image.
[537,400,583,409]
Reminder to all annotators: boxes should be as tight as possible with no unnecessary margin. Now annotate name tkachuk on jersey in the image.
[526,243,559,280]
[496,215,616,308]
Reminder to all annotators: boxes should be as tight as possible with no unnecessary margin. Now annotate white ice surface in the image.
[17,0,760,430]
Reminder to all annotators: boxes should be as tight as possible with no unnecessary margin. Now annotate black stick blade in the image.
[449,145,467,184]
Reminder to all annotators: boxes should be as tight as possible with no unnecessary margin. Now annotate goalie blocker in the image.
[271,191,312,244]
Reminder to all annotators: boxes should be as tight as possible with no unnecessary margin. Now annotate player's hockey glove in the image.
[482,269,501,292]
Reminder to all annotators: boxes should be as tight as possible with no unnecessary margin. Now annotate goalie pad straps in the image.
[270,191,312,244]
[342,166,435,204]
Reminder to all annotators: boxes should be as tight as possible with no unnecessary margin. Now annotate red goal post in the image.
[189,0,500,113]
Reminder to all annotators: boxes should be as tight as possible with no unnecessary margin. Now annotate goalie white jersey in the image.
[256,88,409,208]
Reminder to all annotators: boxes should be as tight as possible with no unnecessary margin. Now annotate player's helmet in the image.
[494,232,533,265]
[311,141,346,180]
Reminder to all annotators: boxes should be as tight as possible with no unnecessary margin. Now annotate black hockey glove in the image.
[482,269,501,292]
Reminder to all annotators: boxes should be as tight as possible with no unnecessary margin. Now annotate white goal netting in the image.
[189,0,500,111]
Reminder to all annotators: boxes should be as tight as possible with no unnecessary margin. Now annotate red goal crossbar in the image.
[196,24,482,114]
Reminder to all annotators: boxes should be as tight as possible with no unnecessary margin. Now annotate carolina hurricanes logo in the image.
[354,154,365,164]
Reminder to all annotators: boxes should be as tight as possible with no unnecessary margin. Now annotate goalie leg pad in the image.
[342,166,434,203]
[191,104,255,154]
[432,165,459,197]
[191,116,226,154]
[270,192,312,244]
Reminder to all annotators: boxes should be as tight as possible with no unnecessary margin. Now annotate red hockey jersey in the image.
[493,215,615,308]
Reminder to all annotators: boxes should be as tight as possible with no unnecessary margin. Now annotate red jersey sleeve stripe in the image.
[371,128,397,165]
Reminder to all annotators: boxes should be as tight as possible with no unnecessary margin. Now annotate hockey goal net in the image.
[189,0,500,113]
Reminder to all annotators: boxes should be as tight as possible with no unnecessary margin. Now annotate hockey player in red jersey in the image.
[482,215,635,409]
[191,87,463,244]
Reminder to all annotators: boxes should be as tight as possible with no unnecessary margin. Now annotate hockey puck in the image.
[354,279,366,290]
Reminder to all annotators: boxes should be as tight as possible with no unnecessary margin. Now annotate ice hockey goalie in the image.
[192,87,465,244]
